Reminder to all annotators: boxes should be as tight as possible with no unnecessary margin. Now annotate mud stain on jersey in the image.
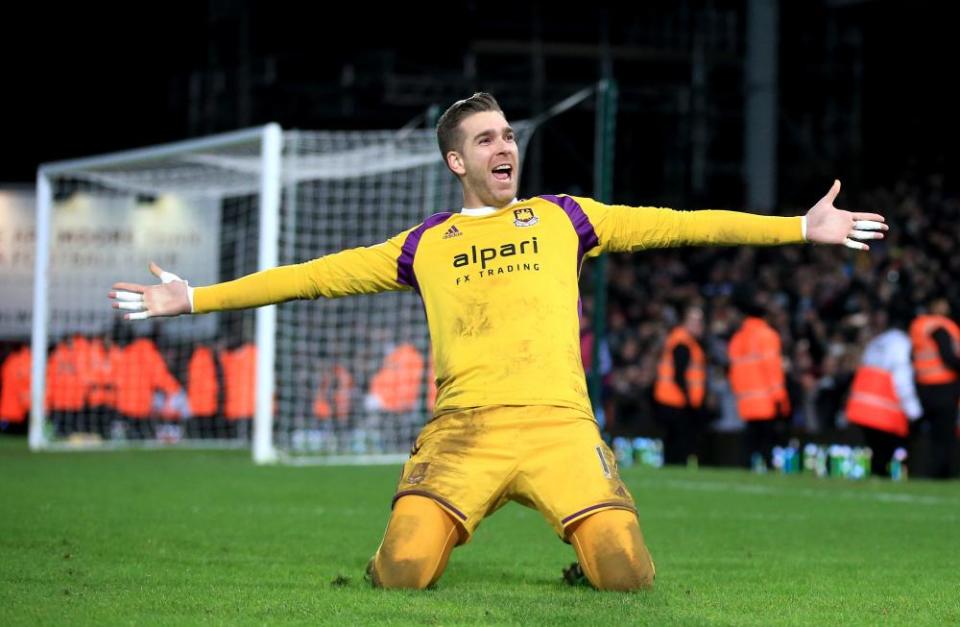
[453,302,493,337]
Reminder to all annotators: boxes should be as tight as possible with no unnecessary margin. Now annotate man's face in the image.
[686,309,705,338]
[448,110,519,207]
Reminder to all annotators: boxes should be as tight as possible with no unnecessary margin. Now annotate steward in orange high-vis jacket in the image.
[729,287,789,468]
[847,308,920,476]
[909,297,960,478]
[653,306,706,465]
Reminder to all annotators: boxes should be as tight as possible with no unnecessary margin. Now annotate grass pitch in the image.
[1,436,958,625]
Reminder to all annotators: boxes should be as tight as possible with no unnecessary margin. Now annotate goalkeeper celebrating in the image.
[110,93,886,591]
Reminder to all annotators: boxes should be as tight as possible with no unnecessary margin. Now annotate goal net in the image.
[31,127,278,456]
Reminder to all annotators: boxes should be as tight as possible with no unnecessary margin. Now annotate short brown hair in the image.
[436,92,503,159]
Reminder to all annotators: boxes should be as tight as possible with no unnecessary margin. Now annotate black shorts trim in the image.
[560,501,636,526]
[392,489,468,522]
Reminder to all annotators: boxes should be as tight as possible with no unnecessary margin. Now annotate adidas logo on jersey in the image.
[442,225,463,239]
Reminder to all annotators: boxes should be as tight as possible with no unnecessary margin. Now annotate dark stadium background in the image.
[4,0,957,207]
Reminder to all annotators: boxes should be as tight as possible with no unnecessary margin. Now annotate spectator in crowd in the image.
[910,297,960,479]
[846,305,921,476]
[728,286,789,469]
[1,345,31,429]
[652,305,706,465]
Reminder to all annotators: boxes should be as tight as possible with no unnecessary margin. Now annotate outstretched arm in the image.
[575,179,887,253]
[110,232,411,320]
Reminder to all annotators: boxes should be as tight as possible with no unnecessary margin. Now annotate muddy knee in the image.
[593,544,655,591]
[374,539,439,589]
[568,508,656,592]
[370,495,461,590]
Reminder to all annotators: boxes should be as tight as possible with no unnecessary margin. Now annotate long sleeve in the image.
[573,196,804,254]
[193,228,413,314]
[673,344,690,402]
[149,344,182,396]
[932,328,960,374]
[891,335,922,420]
[0,356,16,420]
[764,331,790,415]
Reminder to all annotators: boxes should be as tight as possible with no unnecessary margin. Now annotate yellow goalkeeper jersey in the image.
[194,195,803,420]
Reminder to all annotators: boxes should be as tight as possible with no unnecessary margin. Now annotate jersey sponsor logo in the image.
[442,225,463,239]
[513,207,539,227]
[452,237,539,270]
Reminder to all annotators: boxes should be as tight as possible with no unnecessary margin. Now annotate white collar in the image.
[460,198,518,217]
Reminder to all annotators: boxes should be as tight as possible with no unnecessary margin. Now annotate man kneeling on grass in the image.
[111,93,886,590]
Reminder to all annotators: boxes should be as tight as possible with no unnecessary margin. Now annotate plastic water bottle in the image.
[839,445,854,479]
[772,446,785,473]
[649,439,664,468]
[849,447,866,480]
[109,419,127,442]
[751,452,767,474]
[786,439,801,474]
[803,443,819,474]
[890,447,909,481]
[631,438,648,467]
[815,446,828,478]
[788,446,801,474]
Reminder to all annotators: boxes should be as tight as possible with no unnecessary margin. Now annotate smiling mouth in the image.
[492,165,513,182]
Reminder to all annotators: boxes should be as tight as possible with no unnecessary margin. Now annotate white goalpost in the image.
[30,88,595,464]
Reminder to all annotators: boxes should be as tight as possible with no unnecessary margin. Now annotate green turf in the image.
[1,435,958,625]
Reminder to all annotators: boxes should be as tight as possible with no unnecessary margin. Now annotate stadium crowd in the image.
[592,174,960,478]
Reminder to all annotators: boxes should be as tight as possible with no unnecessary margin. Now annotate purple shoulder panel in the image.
[397,212,454,293]
[538,195,599,265]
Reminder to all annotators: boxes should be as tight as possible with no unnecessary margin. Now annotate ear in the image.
[446,151,466,176]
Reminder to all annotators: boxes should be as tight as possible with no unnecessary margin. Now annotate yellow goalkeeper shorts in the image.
[392,405,637,542]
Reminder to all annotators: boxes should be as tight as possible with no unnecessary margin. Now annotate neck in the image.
[462,187,512,210]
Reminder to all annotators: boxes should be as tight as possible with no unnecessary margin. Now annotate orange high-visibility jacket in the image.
[313,364,354,421]
[222,344,256,420]
[45,338,88,412]
[188,346,218,418]
[86,338,120,408]
[654,326,706,408]
[368,343,424,413]
[846,366,908,437]
[1,347,31,423]
[910,314,960,385]
[115,338,182,419]
[728,317,789,421]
